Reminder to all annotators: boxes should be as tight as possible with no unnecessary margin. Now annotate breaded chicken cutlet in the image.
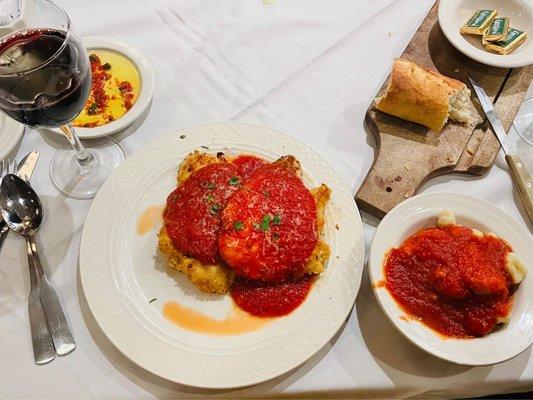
[158,150,331,294]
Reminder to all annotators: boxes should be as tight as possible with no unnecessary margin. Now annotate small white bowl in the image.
[54,36,154,139]
[438,0,533,68]
[369,192,533,366]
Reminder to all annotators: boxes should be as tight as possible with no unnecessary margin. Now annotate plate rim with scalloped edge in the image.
[79,121,365,388]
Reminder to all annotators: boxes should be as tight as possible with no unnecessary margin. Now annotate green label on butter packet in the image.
[488,18,505,35]
[498,28,523,45]
[468,10,492,27]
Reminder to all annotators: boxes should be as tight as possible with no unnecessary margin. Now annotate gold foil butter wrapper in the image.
[483,28,527,55]
[460,9,497,35]
[483,17,510,42]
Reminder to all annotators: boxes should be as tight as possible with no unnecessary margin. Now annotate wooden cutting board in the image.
[355,2,533,219]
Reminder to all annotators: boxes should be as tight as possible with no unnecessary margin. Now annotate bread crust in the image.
[375,58,467,131]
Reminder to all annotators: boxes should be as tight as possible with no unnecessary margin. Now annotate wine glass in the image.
[513,97,533,147]
[0,0,124,199]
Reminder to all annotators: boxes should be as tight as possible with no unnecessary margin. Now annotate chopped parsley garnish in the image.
[260,214,273,231]
[210,203,221,214]
[87,103,99,115]
[233,221,244,231]
[179,134,186,139]
[229,176,240,186]
[205,194,215,203]
[89,54,98,62]
[102,62,112,70]
[204,181,216,189]
[253,214,278,231]
[149,298,157,304]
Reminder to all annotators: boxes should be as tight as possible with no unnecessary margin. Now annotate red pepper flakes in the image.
[80,53,136,121]
[119,80,135,111]
[87,54,110,115]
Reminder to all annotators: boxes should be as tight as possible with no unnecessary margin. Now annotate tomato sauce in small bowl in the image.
[384,223,517,338]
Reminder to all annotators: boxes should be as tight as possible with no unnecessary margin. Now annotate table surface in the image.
[1,0,532,398]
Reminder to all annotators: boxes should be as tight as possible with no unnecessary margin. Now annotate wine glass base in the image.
[50,137,124,200]
[513,98,533,146]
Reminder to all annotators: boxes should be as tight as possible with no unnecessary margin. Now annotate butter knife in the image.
[469,76,533,226]
[0,151,39,252]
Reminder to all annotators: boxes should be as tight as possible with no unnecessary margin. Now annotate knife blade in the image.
[468,76,512,155]
[469,76,533,226]
[0,151,40,252]
[18,150,39,182]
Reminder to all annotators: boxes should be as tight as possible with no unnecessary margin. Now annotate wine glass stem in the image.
[60,124,94,167]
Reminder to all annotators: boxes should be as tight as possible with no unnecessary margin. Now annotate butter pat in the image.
[483,28,527,54]
[483,17,510,42]
[460,9,497,36]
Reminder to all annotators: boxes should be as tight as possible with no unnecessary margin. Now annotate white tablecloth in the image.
[1,0,532,398]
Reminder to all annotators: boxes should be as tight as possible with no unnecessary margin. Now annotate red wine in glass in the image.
[0,0,124,200]
[0,28,90,127]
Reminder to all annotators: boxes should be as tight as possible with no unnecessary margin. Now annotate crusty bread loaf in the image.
[375,58,474,132]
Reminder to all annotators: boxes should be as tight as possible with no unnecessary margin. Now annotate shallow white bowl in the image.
[369,192,533,366]
[438,0,533,68]
[52,36,154,139]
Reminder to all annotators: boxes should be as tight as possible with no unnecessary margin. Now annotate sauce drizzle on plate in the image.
[137,205,164,236]
[163,301,271,335]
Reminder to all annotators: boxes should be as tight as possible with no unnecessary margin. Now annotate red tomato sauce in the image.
[219,163,318,282]
[232,155,268,179]
[384,224,514,338]
[163,163,242,264]
[231,275,314,317]
[118,80,134,111]
[163,153,319,319]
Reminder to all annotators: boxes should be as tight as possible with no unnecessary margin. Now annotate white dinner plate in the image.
[369,192,533,366]
[438,0,533,68]
[0,113,24,161]
[79,122,365,388]
[51,36,154,139]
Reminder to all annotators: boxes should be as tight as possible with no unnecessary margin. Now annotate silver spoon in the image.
[0,174,76,360]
